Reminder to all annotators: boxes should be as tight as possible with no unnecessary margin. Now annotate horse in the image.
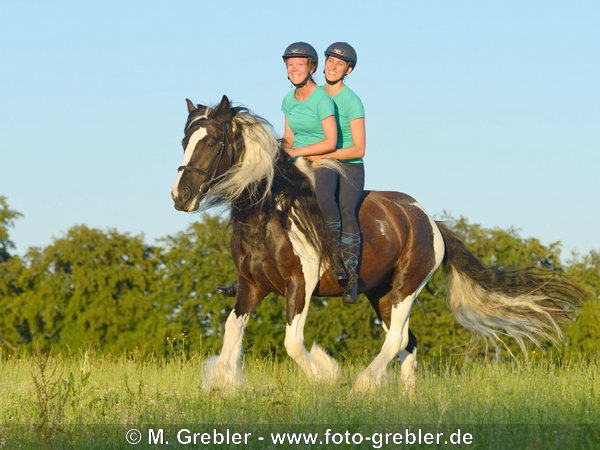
[171,95,585,392]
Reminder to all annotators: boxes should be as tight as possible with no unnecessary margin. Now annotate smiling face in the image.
[324,55,352,83]
[285,57,313,85]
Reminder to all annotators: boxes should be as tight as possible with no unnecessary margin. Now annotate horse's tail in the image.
[436,221,586,355]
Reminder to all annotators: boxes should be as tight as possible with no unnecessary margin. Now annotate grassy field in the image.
[0,352,598,449]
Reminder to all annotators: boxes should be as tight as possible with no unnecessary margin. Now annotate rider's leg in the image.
[314,167,346,280]
[338,163,365,304]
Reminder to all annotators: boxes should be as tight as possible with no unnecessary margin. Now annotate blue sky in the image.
[1,1,598,259]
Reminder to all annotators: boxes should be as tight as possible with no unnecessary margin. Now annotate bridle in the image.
[177,120,236,195]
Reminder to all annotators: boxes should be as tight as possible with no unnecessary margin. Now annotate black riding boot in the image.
[341,231,361,304]
[326,220,346,281]
[215,282,237,297]
[342,270,359,304]
[331,251,347,281]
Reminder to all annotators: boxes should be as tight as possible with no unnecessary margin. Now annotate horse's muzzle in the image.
[173,186,191,211]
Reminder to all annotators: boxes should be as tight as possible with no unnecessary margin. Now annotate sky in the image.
[1,1,598,260]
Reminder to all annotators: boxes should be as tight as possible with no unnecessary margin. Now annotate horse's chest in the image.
[285,217,322,291]
[233,217,319,292]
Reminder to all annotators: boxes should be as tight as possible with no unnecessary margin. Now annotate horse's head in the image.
[172,95,237,211]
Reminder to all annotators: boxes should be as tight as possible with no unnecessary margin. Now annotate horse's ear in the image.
[215,95,231,118]
[186,98,196,113]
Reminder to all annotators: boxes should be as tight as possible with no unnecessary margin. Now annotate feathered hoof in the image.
[401,383,417,401]
[307,344,342,384]
[352,370,384,394]
[201,356,246,392]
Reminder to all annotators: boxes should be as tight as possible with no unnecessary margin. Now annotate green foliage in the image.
[1,225,160,354]
[153,215,238,356]
[441,214,564,269]
[566,250,600,301]
[0,196,598,362]
[564,300,600,356]
[0,195,23,263]
[563,250,600,357]
[304,297,384,360]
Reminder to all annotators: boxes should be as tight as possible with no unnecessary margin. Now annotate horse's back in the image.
[316,189,440,295]
[358,190,427,241]
[362,190,417,206]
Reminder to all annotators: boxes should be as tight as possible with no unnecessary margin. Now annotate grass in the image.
[0,351,598,448]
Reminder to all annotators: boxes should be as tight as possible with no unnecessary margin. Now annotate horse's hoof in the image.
[202,357,245,391]
[352,373,379,393]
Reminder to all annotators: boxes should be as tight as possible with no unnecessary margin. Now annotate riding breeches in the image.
[314,163,365,271]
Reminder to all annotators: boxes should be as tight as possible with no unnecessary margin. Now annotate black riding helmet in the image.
[324,42,357,69]
[282,41,318,71]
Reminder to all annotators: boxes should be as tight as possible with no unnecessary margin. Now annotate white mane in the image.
[206,110,347,204]
[207,112,279,204]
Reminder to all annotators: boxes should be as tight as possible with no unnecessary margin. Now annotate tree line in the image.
[0,195,598,362]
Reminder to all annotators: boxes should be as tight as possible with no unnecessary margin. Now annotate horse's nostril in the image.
[179,187,191,202]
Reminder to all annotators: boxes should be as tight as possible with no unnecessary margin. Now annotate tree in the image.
[0,196,22,262]
[1,210,597,362]
[153,215,240,356]
[563,250,600,357]
[2,226,160,354]
[0,197,25,352]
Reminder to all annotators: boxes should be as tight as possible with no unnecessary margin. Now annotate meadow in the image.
[0,351,598,449]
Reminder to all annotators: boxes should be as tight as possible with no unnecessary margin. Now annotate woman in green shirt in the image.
[307,42,365,304]
[280,42,337,161]
[216,42,337,297]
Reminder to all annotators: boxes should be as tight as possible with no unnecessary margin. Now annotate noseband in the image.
[177,120,235,194]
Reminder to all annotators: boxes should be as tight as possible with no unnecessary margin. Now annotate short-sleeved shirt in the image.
[326,85,365,164]
[281,86,335,149]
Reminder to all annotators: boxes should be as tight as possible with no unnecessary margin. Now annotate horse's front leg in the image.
[284,275,340,384]
[202,280,265,391]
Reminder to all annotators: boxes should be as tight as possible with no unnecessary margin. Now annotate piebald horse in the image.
[171,95,584,392]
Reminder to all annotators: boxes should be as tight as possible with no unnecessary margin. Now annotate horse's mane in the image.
[204,108,336,263]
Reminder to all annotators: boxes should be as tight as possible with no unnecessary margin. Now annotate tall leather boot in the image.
[331,251,347,281]
[341,231,361,304]
[327,220,347,281]
[342,270,359,304]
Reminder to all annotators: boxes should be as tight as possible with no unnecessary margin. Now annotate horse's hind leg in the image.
[355,286,415,391]
[398,330,417,397]
[366,289,418,396]
[356,263,437,392]
[203,280,265,391]
[354,207,444,393]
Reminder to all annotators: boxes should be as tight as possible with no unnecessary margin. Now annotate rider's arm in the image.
[289,115,337,158]
[282,116,294,151]
[311,117,365,161]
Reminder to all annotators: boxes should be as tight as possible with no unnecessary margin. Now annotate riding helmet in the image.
[282,42,318,69]
[324,42,357,69]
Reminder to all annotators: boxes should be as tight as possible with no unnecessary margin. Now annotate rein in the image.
[177,120,235,194]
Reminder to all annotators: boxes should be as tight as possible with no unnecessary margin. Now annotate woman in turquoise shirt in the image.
[280,42,337,161]
[216,42,338,299]
[307,42,365,304]
[217,43,364,304]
